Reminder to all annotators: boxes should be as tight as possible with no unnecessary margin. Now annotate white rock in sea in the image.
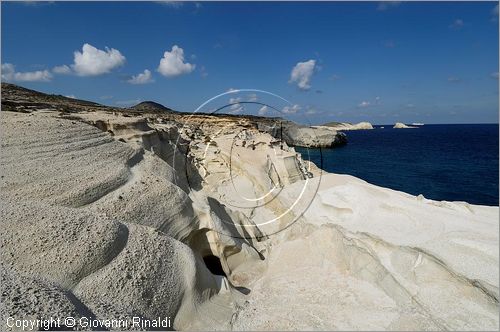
[394,122,418,129]
[0,84,498,331]
[322,121,374,130]
[258,120,347,147]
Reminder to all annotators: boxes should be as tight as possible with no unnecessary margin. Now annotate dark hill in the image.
[131,101,175,113]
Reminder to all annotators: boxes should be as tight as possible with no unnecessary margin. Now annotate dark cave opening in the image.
[203,255,226,276]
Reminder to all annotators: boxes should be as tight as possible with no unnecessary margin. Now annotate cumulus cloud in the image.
[449,19,464,30]
[258,105,268,116]
[1,63,52,82]
[72,43,126,76]
[282,104,301,114]
[228,97,244,114]
[289,59,316,90]
[357,96,382,108]
[357,96,381,108]
[229,97,241,104]
[127,69,154,84]
[377,1,401,11]
[158,45,195,78]
[52,65,71,75]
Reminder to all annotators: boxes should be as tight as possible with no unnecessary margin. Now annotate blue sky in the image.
[1,1,498,124]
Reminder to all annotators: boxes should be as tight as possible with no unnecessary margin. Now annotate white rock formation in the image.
[258,120,347,147]
[394,122,418,129]
[0,107,498,331]
[232,175,498,330]
[323,121,374,130]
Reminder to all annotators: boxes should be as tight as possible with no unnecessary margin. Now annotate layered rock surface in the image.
[1,84,498,331]
[256,119,347,147]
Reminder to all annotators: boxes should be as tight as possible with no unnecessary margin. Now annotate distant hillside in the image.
[1,83,111,113]
[0,83,179,114]
[131,101,175,113]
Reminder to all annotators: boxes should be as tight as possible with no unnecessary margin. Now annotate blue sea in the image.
[297,124,499,206]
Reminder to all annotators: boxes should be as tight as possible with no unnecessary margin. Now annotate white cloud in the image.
[377,1,401,11]
[357,96,381,108]
[52,65,71,75]
[493,4,499,16]
[1,63,52,82]
[248,93,258,102]
[228,97,244,114]
[491,72,499,79]
[229,97,241,104]
[72,43,126,76]
[155,1,183,8]
[200,65,208,78]
[227,88,239,92]
[449,19,464,30]
[358,101,371,108]
[65,95,76,99]
[258,105,268,116]
[229,108,243,114]
[289,59,316,90]
[158,45,195,77]
[448,76,461,83]
[127,69,154,84]
[100,95,113,100]
[282,104,301,114]
[305,108,318,115]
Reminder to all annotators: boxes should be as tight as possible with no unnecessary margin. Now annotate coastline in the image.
[1,85,498,330]
[297,123,499,207]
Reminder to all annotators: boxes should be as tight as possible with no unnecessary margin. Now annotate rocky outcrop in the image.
[257,120,347,148]
[0,82,108,113]
[1,83,498,331]
[0,111,229,330]
[394,122,418,129]
[323,121,374,130]
[1,83,345,149]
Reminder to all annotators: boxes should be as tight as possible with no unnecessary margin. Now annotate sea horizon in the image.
[1,1,498,331]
